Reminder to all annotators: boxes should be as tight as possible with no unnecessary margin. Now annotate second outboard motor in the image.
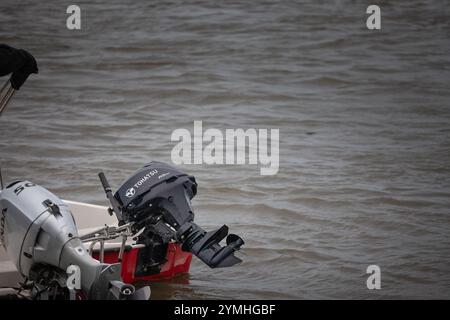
[99,162,244,270]
[0,181,149,300]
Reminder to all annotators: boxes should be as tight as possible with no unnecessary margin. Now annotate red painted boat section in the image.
[92,243,192,283]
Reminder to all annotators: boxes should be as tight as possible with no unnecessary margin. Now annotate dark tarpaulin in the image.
[0,44,38,90]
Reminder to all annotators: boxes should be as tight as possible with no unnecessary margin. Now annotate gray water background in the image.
[0,0,449,299]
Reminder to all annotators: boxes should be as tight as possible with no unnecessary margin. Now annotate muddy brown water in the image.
[0,0,450,299]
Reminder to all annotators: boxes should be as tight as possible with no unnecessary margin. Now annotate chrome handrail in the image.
[80,223,139,263]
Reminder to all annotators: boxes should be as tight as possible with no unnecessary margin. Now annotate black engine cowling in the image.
[113,162,244,269]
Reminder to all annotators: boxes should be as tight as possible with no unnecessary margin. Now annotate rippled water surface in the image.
[1,0,450,299]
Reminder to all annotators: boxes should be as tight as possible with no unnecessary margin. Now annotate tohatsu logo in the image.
[124,169,158,198]
[132,170,158,189]
[126,172,171,197]
[125,188,135,198]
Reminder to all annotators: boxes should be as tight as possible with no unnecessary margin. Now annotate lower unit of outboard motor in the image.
[99,162,244,271]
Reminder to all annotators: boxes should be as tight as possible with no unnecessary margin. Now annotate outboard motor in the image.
[0,181,149,300]
[98,162,244,271]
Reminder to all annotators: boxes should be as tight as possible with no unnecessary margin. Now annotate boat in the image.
[0,199,192,296]
[0,161,244,300]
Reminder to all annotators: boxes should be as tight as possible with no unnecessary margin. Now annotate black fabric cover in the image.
[0,44,38,89]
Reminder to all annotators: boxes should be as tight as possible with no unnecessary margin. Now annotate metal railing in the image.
[79,223,139,263]
[0,80,15,117]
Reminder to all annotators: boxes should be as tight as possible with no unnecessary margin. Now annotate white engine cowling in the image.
[0,180,78,277]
